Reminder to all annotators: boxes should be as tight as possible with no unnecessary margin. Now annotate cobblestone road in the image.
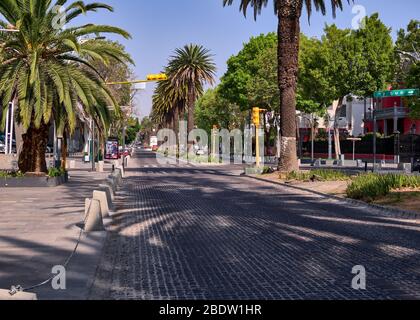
[91,151,420,300]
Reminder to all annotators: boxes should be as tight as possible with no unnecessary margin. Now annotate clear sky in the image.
[78,0,420,118]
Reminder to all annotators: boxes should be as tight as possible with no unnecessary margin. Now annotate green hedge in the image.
[346,173,420,202]
[286,169,351,182]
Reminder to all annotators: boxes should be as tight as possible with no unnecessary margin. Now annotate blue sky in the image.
[76,1,419,117]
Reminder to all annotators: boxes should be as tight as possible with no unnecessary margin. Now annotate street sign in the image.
[146,74,168,81]
[374,89,419,98]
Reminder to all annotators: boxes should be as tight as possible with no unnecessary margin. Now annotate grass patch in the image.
[346,173,420,202]
[286,169,351,182]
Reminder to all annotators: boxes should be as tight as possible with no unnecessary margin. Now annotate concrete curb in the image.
[244,174,420,220]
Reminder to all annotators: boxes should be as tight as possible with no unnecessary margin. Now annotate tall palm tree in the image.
[0,0,132,173]
[167,44,216,137]
[223,0,351,172]
[152,68,187,134]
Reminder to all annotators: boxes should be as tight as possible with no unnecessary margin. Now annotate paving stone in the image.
[91,151,420,300]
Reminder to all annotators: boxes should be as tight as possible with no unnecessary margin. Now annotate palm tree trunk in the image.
[174,104,180,136]
[187,84,196,143]
[333,96,344,160]
[277,3,302,173]
[18,120,49,174]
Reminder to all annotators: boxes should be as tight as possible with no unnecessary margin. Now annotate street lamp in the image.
[394,130,401,164]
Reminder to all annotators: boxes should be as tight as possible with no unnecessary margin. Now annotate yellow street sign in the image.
[146,73,168,81]
[106,74,168,86]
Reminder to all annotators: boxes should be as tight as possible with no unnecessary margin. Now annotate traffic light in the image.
[252,107,260,125]
[146,73,168,81]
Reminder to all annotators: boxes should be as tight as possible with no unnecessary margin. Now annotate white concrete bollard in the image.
[84,199,105,232]
[117,165,125,178]
[113,171,122,186]
[93,191,110,217]
[99,184,115,205]
[106,177,117,193]
[0,289,37,300]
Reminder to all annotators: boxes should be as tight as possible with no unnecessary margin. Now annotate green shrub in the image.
[48,167,67,178]
[346,173,420,202]
[286,169,350,181]
[262,166,274,174]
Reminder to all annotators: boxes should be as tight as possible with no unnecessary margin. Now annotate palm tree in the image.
[167,44,216,137]
[152,69,187,135]
[223,0,351,172]
[0,0,132,173]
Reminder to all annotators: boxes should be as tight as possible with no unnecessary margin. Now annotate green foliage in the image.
[297,35,334,115]
[347,173,420,202]
[47,167,66,178]
[151,44,216,128]
[87,41,134,107]
[395,20,420,119]
[261,166,274,175]
[320,14,394,103]
[125,118,141,145]
[352,13,395,96]
[219,33,277,111]
[405,63,420,119]
[219,32,331,119]
[286,169,351,182]
[195,88,247,135]
[0,0,133,133]
[395,19,420,86]
[0,170,24,178]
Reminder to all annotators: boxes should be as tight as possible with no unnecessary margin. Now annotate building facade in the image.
[364,95,420,135]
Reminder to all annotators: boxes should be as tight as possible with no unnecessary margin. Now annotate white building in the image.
[298,95,371,137]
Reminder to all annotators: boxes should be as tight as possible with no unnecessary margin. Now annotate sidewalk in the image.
[0,158,115,300]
